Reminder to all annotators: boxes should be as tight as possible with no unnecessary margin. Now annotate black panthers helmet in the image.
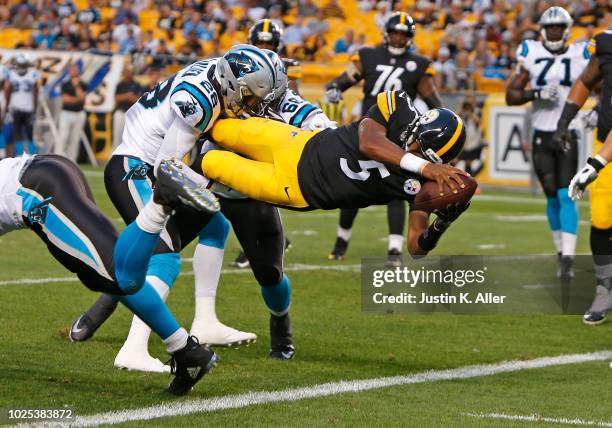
[384,12,415,56]
[412,108,465,164]
[248,19,283,52]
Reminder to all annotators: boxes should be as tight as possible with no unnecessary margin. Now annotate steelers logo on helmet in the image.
[414,108,466,164]
[403,179,422,196]
[384,12,416,56]
[248,19,283,53]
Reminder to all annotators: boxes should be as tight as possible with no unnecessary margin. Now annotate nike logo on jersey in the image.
[284,186,290,199]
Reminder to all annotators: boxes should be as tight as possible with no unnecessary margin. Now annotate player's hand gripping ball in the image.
[412,175,478,213]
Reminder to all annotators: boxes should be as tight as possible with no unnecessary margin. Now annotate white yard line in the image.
[463,412,612,427]
[0,264,361,286]
[25,350,612,427]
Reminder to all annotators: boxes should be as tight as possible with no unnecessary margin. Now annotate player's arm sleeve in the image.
[169,85,215,132]
[154,111,201,175]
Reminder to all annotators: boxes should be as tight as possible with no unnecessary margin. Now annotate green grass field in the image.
[1,168,612,427]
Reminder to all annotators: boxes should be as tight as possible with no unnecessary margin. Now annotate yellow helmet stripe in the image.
[377,92,392,121]
[263,19,270,33]
[400,13,406,25]
[436,117,464,157]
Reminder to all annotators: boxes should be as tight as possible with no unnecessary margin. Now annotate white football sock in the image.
[337,226,351,242]
[194,296,219,324]
[135,200,168,234]
[561,232,577,257]
[551,230,562,254]
[163,327,189,354]
[121,276,170,351]
[194,243,224,299]
[388,234,404,252]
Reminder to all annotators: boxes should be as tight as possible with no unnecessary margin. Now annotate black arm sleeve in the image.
[327,72,356,92]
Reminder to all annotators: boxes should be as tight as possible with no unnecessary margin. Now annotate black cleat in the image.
[583,310,607,325]
[270,313,295,360]
[583,284,612,326]
[284,238,292,252]
[231,250,250,269]
[329,237,348,260]
[166,336,219,396]
[155,159,220,213]
[69,294,118,342]
[557,255,574,280]
[386,249,402,267]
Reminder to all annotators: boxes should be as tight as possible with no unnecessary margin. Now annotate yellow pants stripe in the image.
[590,139,612,229]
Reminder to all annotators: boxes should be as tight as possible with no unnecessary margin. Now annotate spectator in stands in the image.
[55,0,76,20]
[492,43,513,72]
[183,30,205,57]
[307,9,330,36]
[594,0,611,25]
[218,18,245,51]
[158,3,178,33]
[34,24,56,49]
[56,63,87,163]
[76,0,101,24]
[151,38,175,68]
[299,0,319,17]
[113,15,141,45]
[334,29,354,54]
[11,4,33,29]
[113,64,142,149]
[374,1,390,29]
[454,49,475,91]
[305,34,331,62]
[53,19,78,50]
[115,0,139,25]
[456,96,484,176]
[96,19,114,46]
[348,32,366,57]
[268,5,285,30]
[10,1,35,19]
[183,11,208,39]
[176,43,198,65]
[118,27,138,54]
[283,14,309,45]
[471,39,494,69]
[322,0,345,20]
[358,0,377,12]
[433,46,456,91]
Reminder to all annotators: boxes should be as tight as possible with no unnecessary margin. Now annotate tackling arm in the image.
[326,60,363,92]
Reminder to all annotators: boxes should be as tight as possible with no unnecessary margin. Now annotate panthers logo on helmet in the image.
[175,100,198,118]
[226,51,261,78]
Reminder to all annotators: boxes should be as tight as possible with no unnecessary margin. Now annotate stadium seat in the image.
[139,10,160,31]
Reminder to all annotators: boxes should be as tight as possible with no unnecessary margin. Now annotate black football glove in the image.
[433,201,471,226]
[552,123,572,152]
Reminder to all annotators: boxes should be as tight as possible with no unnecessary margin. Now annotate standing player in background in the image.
[4,54,39,157]
[230,19,304,269]
[325,12,441,266]
[506,7,589,280]
[554,26,612,325]
[317,84,347,126]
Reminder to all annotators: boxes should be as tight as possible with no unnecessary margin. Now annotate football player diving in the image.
[553,27,612,325]
[0,152,220,395]
[199,89,471,258]
[324,12,442,266]
[506,6,590,279]
[69,45,281,372]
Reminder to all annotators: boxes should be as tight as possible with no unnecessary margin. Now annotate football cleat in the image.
[191,319,257,347]
[231,250,250,269]
[166,336,219,396]
[114,347,171,373]
[155,159,220,213]
[69,294,118,342]
[269,313,295,360]
[329,237,348,260]
[386,249,403,268]
[583,284,612,326]
[558,255,575,281]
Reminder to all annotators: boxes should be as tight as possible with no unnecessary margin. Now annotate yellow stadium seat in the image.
[100,7,116,22]
[74,0,88,11]
[139,10,160,31]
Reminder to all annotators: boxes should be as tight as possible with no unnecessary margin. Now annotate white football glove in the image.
[536,85,559,103]
[569,163,598,200]
[302,112,337,131]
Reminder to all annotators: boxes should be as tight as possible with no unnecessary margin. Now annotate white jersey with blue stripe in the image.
[8,68,39,113]
[114,59,222,165]
[516,40,590,131]
[270,89,333,130]
[0,154,33,235]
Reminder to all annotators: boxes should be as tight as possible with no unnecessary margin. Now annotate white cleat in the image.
[191,320,257,347]
[114,347,171,373]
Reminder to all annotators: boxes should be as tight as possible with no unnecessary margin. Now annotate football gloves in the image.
[534,85,559,103]
[433,201,471,227]
[569,157,605,200]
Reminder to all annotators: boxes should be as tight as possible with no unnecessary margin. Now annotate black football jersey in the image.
[352,45,435,115]
[593,31,612,142]
[297,90,424,209]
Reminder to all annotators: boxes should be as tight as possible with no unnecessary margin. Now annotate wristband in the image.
[588,155,608,172]
[400,152,429,174]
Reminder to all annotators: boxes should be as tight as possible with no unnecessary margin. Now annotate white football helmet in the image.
[261,49,288,101]
[539,6,573,52]
[215,44,277,115]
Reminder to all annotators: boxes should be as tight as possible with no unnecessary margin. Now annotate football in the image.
[412,175,478,212]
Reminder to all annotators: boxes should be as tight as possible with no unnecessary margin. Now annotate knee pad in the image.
[198,212,230,249]
[255,265,284,288]
[147,252,181,288]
